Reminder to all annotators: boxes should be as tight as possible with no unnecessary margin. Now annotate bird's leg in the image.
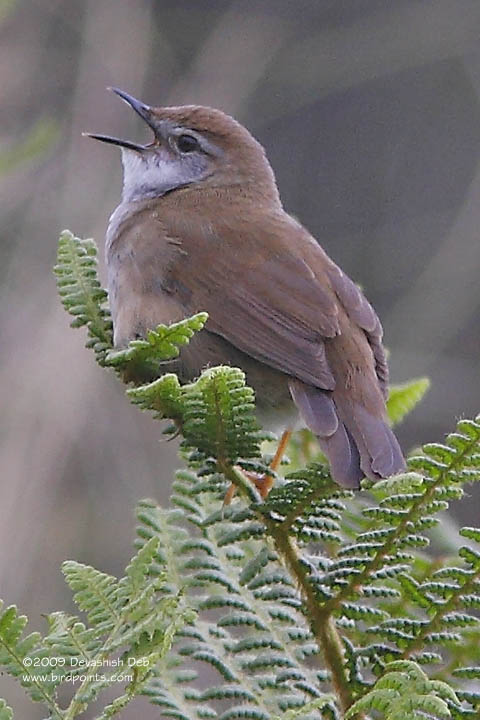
[224,429,292,505]
[223,482,237,506]
[270,429,293,472]
[250,428,292,498]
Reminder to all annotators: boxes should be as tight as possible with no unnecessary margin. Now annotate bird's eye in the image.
[177,134,200,153]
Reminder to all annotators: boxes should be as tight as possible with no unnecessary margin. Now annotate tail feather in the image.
[289,379,406,488]
[316,424,363,489]
[352,404,405,478]
[288,379,338,436]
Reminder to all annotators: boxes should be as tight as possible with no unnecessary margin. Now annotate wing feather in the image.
[158,207,385,394]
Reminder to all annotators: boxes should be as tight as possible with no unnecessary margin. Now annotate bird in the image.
[86,87,406,494]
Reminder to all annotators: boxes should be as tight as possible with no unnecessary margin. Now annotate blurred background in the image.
[1,0,480,716]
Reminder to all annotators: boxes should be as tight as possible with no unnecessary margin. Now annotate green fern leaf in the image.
[345,661,458,719]
[54,230,113,364]
[273,695,336,720]
[41,611,101,679]
[453,666,480,679]
[106,312,208,376]
[136,499,338,720]
[62,561,122,632]
[124,536,161,595]
[129,366,265,482]
[0,602,58,709]
[127,373,184,425]
[0,699,13,720]
[387,378,430,426]
[0,532,193,719]
[182,366,262,465]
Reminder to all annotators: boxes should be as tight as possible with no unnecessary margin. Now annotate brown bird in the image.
[86,88,405,492]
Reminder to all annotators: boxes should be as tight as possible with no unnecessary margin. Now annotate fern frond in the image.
[387,378,430,426]
[128,373,185,427]
[106,313,208,378]
[62,561,122,632]
[181,366,263,466]
[262,463,352,545]
[130,366,267,489]
[136,499,335,720]
[136,415,480,716]
[345,660,459,719]
[273,695,337,720]
[42,611,102,680]
[328,416,480,607]
[54,230,113,364]
[0,601,59,712]
[0,700,13,720]
[0,536,193,719]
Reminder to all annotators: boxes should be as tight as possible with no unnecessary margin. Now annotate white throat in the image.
[121,148,191,203]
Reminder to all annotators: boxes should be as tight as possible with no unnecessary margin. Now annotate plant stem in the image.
[222,462,354,713]
[266,521,354,714]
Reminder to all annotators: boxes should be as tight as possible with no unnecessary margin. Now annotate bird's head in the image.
[85,88,280,205]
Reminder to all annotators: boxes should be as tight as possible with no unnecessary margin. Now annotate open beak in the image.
[83,87,157,152]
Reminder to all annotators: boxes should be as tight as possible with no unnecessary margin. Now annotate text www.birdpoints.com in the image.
[21,656,146,684]
[22,671,133,684]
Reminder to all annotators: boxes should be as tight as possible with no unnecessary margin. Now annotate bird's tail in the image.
[288,379,405,489]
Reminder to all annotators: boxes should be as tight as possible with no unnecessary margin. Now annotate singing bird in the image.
[87,88,405,493]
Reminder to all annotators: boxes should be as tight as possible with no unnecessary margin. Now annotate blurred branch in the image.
[0,117,58,175]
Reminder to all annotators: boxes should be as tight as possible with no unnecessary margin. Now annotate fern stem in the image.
[221,462,354,712]
[265,521,353,713]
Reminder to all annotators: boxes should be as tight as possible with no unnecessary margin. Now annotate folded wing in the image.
[158,207,405,486]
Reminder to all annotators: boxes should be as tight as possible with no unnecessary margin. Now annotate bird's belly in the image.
[110,281,300,434]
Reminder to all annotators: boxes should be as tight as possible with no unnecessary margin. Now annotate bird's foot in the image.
[223,429,292,505]
[249,471,275,499]
[223,469,275,505]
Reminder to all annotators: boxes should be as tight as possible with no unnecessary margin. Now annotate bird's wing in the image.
[154,203,404,488]
[159,207,385,394]
[323,261,389,399]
